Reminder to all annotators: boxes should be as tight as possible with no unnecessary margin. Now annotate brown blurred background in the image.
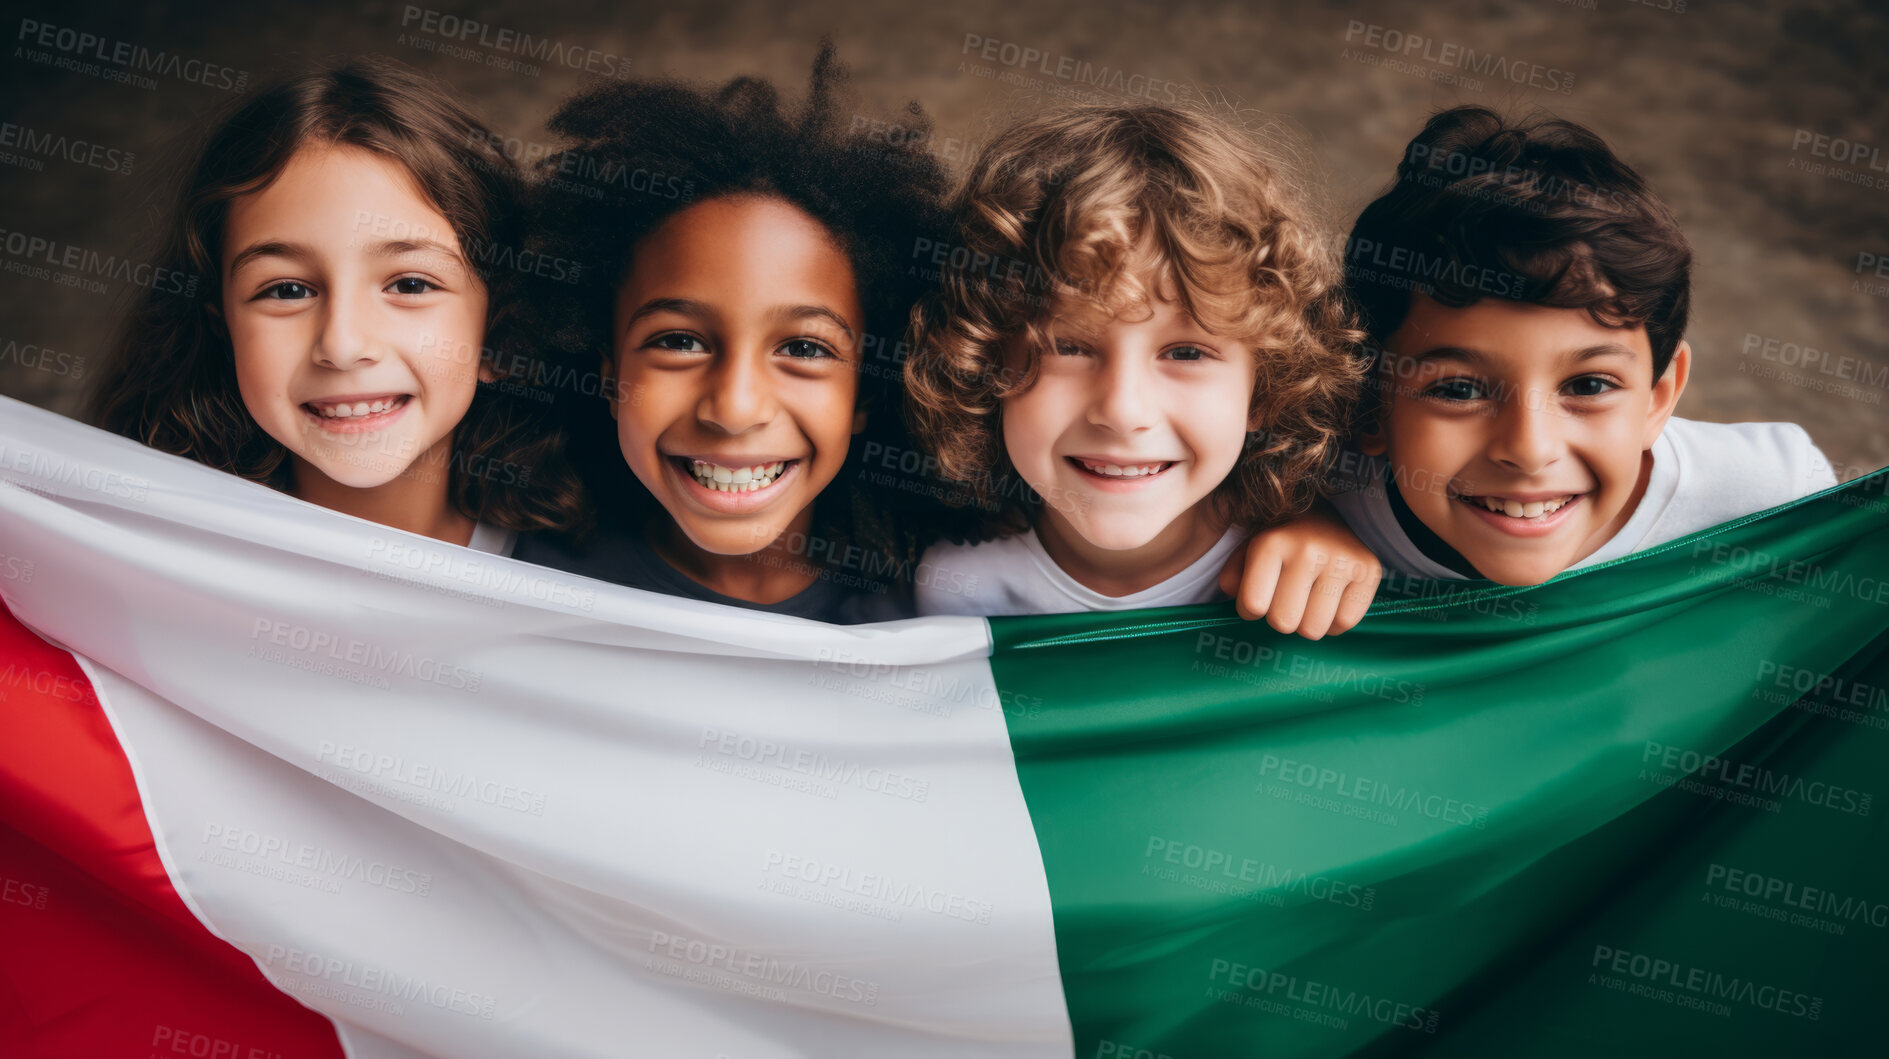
[1,0,1884,475]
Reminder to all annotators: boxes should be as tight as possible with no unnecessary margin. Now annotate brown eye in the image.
[649,332,706,353]
[259,281,314,301]
[388,277,439,296]
[1565,375,1617,397]
[1423,378,1487,401]
[780,338,835,360]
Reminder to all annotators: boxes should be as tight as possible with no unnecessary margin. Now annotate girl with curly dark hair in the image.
[507,43,961,623]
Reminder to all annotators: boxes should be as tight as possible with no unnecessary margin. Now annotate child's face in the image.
[1366,294,1689,585]
[223,145,486,491]
[1002,289,1258,552]
[608,195,864,558]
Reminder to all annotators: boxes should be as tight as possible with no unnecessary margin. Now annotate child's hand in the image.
[1217,506,1380,640]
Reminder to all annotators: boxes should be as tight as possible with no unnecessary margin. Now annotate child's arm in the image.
[1217,504,1380,640]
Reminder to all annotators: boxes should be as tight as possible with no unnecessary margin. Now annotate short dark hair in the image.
[91,57,589,533]
[522,41,960,573]
[1345,106,1690,401]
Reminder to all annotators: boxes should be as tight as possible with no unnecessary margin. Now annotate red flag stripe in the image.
[0,597,343,1057]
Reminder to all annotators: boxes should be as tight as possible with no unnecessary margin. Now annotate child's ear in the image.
[1641,340,1691,449]
[1356,419,1388,457]
[476,361,499,385]
[852,408,868,435]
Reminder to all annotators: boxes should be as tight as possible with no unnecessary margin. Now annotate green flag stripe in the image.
[991,469,1889,1057]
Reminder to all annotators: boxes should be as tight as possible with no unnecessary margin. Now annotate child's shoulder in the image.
[1637,417,1836,547]
[1662,416,1835,506]
[913,533,1040,616]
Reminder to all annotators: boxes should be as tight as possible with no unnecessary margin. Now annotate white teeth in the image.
[1081,460,1168,478]
[310,396,403,419]
[688,459,788,492]
[1470,495,1572,519]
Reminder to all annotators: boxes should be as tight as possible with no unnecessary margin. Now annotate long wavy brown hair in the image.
[905,102,1365,538]
[89,57,588,534]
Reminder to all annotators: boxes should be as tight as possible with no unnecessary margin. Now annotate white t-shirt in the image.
[467,522,517,558]
[1328,417,1837,579]
[915,526,1248,617]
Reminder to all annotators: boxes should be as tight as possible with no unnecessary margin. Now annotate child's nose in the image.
[1487,390,1562,474]
[697,349,777,433]
[1086,356,1155,434]
[312,290,379,370]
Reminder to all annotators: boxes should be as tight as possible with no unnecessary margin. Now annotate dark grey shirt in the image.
[512,525,914,625]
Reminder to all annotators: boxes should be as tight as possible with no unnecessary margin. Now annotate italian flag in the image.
[2,393,1885,1058]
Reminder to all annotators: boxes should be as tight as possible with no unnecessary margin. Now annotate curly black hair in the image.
[511,41,966,585]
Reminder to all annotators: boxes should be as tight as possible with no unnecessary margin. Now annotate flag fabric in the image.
[1,392,1884,1058]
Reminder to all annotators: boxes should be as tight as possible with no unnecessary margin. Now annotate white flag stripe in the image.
[0,396,1074,1057]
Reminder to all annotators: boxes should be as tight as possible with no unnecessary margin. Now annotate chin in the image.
[1072,520,1165,553]
[301,454,408,490]
[679,520,781,558]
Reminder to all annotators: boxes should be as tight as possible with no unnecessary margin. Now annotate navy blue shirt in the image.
[512,525,914,625]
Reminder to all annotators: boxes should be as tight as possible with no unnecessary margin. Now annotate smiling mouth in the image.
[1451,491,1581,521]
[1068,457,1174,480]
[674,456,797,494]
[304,395,411,419]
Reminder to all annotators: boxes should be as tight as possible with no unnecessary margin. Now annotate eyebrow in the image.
[362,238,465,265]
[1403,342,1639,367]
[226,237,465,275]
[624,297,714,332]
[624,298,858,345]
[770,304,857,345]
[227,240,301,274]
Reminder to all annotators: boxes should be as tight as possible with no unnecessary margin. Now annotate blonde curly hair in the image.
[905,101,1364,537]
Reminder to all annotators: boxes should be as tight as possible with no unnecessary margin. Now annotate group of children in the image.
[91,48,1835,634]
